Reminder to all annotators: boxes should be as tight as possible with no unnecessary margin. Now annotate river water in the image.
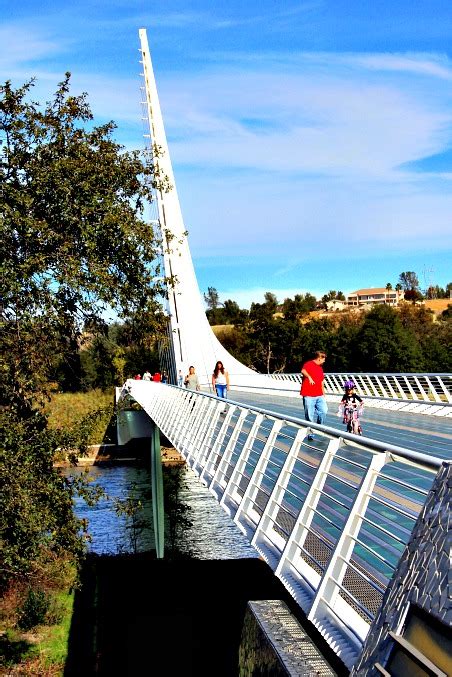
[70,463,257,559]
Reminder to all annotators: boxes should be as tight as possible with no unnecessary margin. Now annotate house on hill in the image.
[347,287,404,307]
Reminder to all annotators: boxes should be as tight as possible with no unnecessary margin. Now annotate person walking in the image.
[300,351,328,440]
[212,361,229,398]
[184,366,200,391]
[177,370,184,387]
[142,370,152,381]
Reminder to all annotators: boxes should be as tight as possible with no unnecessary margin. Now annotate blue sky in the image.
[2,0,451,307]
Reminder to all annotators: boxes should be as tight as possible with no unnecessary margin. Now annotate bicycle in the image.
[342,403,363,435]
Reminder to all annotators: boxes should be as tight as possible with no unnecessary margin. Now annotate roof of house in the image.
[348,287,400,296]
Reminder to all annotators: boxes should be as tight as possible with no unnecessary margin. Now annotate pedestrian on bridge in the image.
[212,361,229,398]
[184,366,200,391]
[300,351,328,439]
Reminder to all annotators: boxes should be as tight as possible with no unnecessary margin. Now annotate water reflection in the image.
[69,463,257,560]
[69,465,154,554]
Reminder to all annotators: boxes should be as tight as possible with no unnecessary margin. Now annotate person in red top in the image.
[300,351,328,439]
[152,371,161,382]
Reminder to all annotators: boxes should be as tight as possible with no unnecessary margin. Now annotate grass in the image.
[46,388,115,445]
[1,591,74,676]
[36,591,74,666]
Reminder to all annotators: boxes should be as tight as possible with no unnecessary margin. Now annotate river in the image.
[70,461,258,558]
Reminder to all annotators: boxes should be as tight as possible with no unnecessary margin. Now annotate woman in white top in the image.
[212,361,230,398]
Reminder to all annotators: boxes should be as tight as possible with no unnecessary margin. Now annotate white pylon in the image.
[138,28,257,387]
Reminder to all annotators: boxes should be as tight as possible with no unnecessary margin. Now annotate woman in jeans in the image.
[212,361,230,398]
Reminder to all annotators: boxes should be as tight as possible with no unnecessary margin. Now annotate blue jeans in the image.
[215,384,227,399]
[303,396,328,425]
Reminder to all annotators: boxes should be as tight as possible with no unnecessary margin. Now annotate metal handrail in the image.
[268,372,452,405]
[119,380,448,669]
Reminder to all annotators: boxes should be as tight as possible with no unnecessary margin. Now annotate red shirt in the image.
[300,360,325,397]
[153,373,161,382]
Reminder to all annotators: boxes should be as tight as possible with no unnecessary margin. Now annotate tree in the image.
[1,75,166,588]
[203,287,220,310]
[385,282,392,304]
[441,304,452,320]
[355,305,424,372]
[320,290,344,308]
[398,271,419,291]
[2,75,167,409]
[282,293,317,321]
[264,292,278,313]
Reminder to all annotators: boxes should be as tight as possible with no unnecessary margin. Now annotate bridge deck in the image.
[227,389,452,460]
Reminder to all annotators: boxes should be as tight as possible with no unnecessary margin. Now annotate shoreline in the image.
[54,443,185,468]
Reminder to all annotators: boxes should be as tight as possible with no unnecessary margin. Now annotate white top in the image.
[214,372,227,385]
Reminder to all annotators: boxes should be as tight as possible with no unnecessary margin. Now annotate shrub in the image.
[18,588,50,631]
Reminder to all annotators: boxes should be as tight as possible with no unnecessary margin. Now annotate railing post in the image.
[252,427,310,555]
[192,402,225,474]
[232,420,283,528]
[403,375,417,400]
[209,408,251,498]
[219,413,266,508]
[275,436,342,580]
[412,375,428,401]
[199,405,238,485]
[173,391,195,448]
[307,451,390,624]
[185,396,217,465]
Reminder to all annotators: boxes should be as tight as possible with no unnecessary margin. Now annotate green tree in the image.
[399,271,419,291]
[385,282,392,304]
[282,293,317,321]
[320,290,344,308]
[354,305,424,372]
[203,286,220,310]
[0,75,166,588]
[247,294,286,372]
[441,304,452,320]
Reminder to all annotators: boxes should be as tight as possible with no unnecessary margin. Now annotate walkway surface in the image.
[228,389,452,460]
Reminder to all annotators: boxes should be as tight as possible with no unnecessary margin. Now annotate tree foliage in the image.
[0,75,166,588]
[203,286,220,310]
[205,289,450,373]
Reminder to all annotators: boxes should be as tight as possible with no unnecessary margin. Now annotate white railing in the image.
[272,372,452,404]
[119,380,447,669]
[201,372,452,417]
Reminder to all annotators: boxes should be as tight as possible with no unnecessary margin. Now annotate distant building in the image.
[347,287,404,307]
[326,300,347,311]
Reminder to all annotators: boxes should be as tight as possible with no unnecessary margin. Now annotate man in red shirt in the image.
[300,351,328,439]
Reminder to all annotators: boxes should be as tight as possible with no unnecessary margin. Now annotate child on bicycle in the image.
[338,380,364,434]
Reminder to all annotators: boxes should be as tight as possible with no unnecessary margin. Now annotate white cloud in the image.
[159,64,451,178]
[1,19,450,269]
[334,53,452,81]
